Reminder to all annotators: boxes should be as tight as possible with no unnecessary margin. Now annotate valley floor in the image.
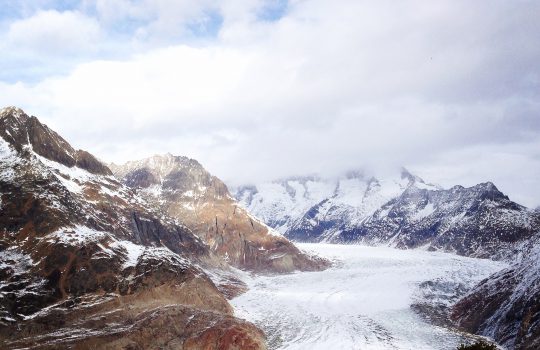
[231,244,507,350]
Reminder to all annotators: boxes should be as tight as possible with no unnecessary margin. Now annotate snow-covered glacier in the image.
[231,244,506,350]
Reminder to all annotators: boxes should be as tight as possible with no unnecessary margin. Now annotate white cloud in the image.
[0,0,539,207]
[6,10,101,55]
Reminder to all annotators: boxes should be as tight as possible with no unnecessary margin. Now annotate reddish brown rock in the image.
[0,107,266,350]
[111,154,329,273]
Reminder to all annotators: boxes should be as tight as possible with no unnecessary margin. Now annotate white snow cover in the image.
[236,178,336,233]
[413,202,435,221]
[231,243,506,350]
[235,171,426,236]
[45,225,109,245]
[32,152,90,193]
[109,240,146,268]
[0,248,35,277]
[0,137,18,182]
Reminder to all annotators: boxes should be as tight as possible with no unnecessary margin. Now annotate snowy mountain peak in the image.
[473,181,499,192]
[0,106,27,121]
[110,153,203,184]
[237,169,539,258]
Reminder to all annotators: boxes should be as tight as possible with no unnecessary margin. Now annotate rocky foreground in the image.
[0,107,325,349]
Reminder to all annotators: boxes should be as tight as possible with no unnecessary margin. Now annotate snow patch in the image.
[413,202,435,221]
[110,240,146,268]
[46,226,109,246]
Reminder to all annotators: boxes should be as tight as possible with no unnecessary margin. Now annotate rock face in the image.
[110,155,327,273]
[0,107,266,349]
[237,170,540,259]
[451,235,540,350]
[0,107,111,176]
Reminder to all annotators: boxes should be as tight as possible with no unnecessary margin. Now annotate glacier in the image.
[231,244,507,350]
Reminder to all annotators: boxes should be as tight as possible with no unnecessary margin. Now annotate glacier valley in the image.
[231,244,507,350]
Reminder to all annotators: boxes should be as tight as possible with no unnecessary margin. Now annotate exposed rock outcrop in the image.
[0,107,111,176]
[111,154,328,273]
[0,107,266,349]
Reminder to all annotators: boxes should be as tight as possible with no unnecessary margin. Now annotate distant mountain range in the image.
[236,171,540,259]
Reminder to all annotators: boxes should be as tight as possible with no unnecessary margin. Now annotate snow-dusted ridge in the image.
[236,170,540,260]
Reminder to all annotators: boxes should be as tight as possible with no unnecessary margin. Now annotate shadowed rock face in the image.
[0,107,266,349]
[451,236,540,350]
[111,154,329,273]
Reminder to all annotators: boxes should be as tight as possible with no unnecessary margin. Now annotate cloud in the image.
[6,10,101,55]
[0,0,539,207]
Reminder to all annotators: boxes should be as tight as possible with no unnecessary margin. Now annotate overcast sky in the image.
[0,0,539,207]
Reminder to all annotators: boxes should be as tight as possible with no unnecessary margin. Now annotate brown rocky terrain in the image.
[0,107,266,349]
[111,154,328,273]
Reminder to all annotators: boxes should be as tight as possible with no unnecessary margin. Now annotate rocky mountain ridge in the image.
[0,107,268,349]
[110,154,327,273]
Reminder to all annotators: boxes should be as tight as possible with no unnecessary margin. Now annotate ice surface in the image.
[231,244,506,350]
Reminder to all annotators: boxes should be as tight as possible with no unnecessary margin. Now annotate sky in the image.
[0,0,539,207]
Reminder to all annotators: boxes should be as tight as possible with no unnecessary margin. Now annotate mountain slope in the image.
[451,234,540,349]
[237,170,539,259]
[110,154,327,273]
[341,181,539,259]
[0,107,266,349]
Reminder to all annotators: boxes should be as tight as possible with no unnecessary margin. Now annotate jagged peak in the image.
[0,106,31,131]
[0,106,27,119]
[112,153,204,179]
[475,181,498,191]
[448,182,509,202]
[400,167,441,190]
[472,182,509,199]
[400,167,422,183]
[0,107,111,176]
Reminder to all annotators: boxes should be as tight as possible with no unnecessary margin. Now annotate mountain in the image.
[0,107,266,349]
[236,170,540,259]
[110,154,327,274]
[235,170,439,237]
[452,234,540,349]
